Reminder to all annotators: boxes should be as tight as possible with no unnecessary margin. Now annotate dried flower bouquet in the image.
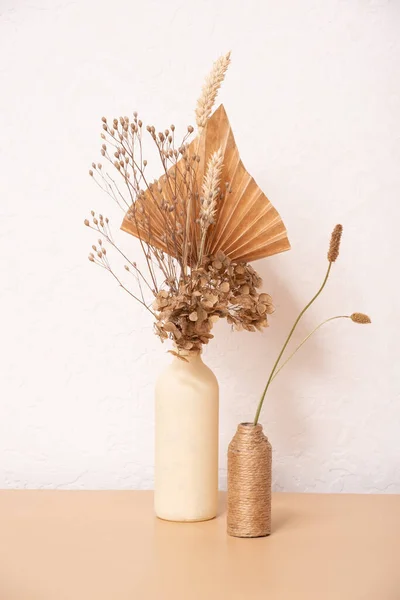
[85,53,290,355]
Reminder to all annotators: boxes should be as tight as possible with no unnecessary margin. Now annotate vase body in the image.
[154,351,219,522]
[227,423,272,537]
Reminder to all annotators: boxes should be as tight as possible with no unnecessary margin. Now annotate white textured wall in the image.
[1,0,399,493]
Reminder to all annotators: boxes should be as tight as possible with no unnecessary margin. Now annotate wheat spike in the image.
[196,52,231,130]
[197,147,224,264]
[200,147,224,227]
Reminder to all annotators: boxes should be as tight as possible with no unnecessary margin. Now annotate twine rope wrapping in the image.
[227,423,272,538]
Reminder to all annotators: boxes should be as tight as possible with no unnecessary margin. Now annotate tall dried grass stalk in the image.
[253,225,371,425]
[195,52,231,130]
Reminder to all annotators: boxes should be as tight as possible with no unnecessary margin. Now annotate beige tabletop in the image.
[0,490,399,600]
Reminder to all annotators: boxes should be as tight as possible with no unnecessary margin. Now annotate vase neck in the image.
[172,348,203,364]
[235,422,265,442]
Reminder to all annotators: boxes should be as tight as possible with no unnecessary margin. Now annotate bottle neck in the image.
[172,347,203,365]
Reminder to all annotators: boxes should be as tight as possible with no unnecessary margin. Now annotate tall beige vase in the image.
[154,350,219,522]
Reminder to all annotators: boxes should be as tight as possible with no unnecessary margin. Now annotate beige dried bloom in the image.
[328,224,343,263]
[152,252,272,351]
[195,52,231,130]
[350,313,371,324]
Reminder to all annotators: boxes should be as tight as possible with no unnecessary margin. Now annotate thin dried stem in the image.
[271,315,349,381]
[254,261,333,425]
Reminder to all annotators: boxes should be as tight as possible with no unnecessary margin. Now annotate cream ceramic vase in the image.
[154,350,219,522]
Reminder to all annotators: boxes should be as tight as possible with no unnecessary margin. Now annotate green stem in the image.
[253,261,332,425]
[270,316,350,382]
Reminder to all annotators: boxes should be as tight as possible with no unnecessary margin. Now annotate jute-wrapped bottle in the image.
[227,423,272,537]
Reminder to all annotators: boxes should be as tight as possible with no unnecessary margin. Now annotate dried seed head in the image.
[88,254,95,262]
[350,313,371,324]
[187,125,194,133]
[196,52,231,129]
[328,224,343,263]
[89,169,93,176]
[84,219,89,226]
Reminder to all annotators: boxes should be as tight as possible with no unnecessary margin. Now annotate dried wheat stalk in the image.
[195,52,231,130]
[198,147,224,265]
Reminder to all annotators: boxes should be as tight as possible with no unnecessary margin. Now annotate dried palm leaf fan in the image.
[121,97,290,266]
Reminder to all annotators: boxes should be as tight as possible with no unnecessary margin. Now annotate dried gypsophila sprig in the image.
[86,110,199,293]
[195,52,231,130]
[253,224,371,425]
